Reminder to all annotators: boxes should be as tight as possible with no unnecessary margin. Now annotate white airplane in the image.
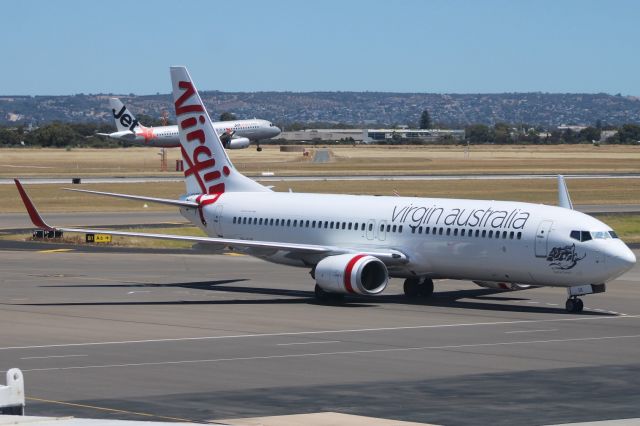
[15,66,636,313]
[97,97,280,151]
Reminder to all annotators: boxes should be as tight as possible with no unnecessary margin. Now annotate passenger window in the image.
[270,219,274,226]
[348,223,352,230]
[293,220,297,227]
[517,232,522,239]
[425,227,430,234]
[330,222,334,229]
[461,229,465,236]
[482,230,486,237]
[243,217,247,224]
[275,219,280,226]
[259,218,263,225]
[411,227,416,234]
[392,225,397,232]
[509,231,514,239]
[439,228,443,235]
[475,230,480,237]
[287,219,291,226]
[233,217,237,224]
[446,228,451,236]
[386,224,391,232]
[324,221,329,228]
[453,228,458,236]
[502,231,507,239]
[342,222,346,230]
[418,226,422,234]
[306,220,310,227]
[489,230,493,238]
[399,225,403,233]
[312,220,316,227]
[253,218,257,225]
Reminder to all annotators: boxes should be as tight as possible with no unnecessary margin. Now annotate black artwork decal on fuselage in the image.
[546,244,586,270]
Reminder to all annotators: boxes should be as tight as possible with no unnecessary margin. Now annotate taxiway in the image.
[0,247,638,425]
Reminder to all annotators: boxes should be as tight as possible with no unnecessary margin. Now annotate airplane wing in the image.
[63,187,199,209]
[15,180,407,264]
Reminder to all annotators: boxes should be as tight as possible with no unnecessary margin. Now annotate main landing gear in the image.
[565,297,584,313]
[256,141,262,152]
[403,277,434,299]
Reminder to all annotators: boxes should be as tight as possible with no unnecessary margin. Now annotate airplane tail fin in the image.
[109,98,141,132]
[170,66,268,195]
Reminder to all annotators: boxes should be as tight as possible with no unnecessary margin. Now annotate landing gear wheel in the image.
[418,278,434,298]
[403,278,420,298]
[404,278,434,299]
[565,297,584,313]
[257,145,262,152]
[314,284,344,304]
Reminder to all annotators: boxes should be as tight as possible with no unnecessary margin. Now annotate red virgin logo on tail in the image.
[175,81,230,195]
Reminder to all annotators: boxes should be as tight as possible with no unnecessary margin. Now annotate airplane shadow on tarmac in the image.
[15,279,616,316]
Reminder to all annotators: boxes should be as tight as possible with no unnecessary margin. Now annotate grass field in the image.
[1,178,639,214]
[2,145,639,247]
[2,145,639,177]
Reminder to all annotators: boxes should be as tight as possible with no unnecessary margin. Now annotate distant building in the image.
[278,128,465,143]
[600,130,618,142]
[362,128,465,143]
[557,124,588,133]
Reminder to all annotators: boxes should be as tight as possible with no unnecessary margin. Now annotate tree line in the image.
[1,121,639,147]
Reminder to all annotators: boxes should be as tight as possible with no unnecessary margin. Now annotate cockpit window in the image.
[591,231,612,239]
[570,230,593,242]
[609,231,619,239]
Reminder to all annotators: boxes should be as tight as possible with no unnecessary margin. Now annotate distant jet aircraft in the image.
[97,98,280,151]
[17,66,635,313]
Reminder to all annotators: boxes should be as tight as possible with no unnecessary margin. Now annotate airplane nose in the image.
[272,126,281,136]
[608,246,636,276]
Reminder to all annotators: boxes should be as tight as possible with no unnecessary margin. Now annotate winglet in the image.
[14,179,54,230]
[557,175,573,210]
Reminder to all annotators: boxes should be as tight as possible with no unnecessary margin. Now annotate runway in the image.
[0,247,638,425]
[2,172,640,185]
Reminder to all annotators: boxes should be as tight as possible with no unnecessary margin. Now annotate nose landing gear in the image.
[564,284,605,313]
[565,297,584,313]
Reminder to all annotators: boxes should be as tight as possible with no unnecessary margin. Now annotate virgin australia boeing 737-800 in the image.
[15,66,635,313]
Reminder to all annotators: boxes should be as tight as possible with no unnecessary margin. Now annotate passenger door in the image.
[535,220,553,257]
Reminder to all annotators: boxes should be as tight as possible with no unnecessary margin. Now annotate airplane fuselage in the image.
[181,192,634,288]
[105,119,280,147]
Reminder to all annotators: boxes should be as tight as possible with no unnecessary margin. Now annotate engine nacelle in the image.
[225,137,250,149]
[315,254,388,295]
[473,281,532,291]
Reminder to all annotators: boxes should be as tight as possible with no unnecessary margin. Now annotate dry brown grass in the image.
[2,178,639,215]
[2,144,640,177]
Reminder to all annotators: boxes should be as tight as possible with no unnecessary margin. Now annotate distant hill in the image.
[1,92,639,127]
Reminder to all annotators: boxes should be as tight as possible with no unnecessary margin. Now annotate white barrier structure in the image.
[0,368,25,415]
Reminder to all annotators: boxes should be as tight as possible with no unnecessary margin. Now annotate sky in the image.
[1,0,638,95]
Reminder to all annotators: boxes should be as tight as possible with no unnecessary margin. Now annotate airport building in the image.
[278,128,465,143]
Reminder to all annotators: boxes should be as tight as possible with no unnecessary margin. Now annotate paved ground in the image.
[0,247,638,425]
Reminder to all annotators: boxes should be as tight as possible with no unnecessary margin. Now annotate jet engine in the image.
[315,254,388,295]
[473,281,532,291]
[224,137,250,149]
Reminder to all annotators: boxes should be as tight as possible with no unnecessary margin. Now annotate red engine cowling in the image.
[473,281,531,290]
[315,254,388,295]
[225,137,250,149]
